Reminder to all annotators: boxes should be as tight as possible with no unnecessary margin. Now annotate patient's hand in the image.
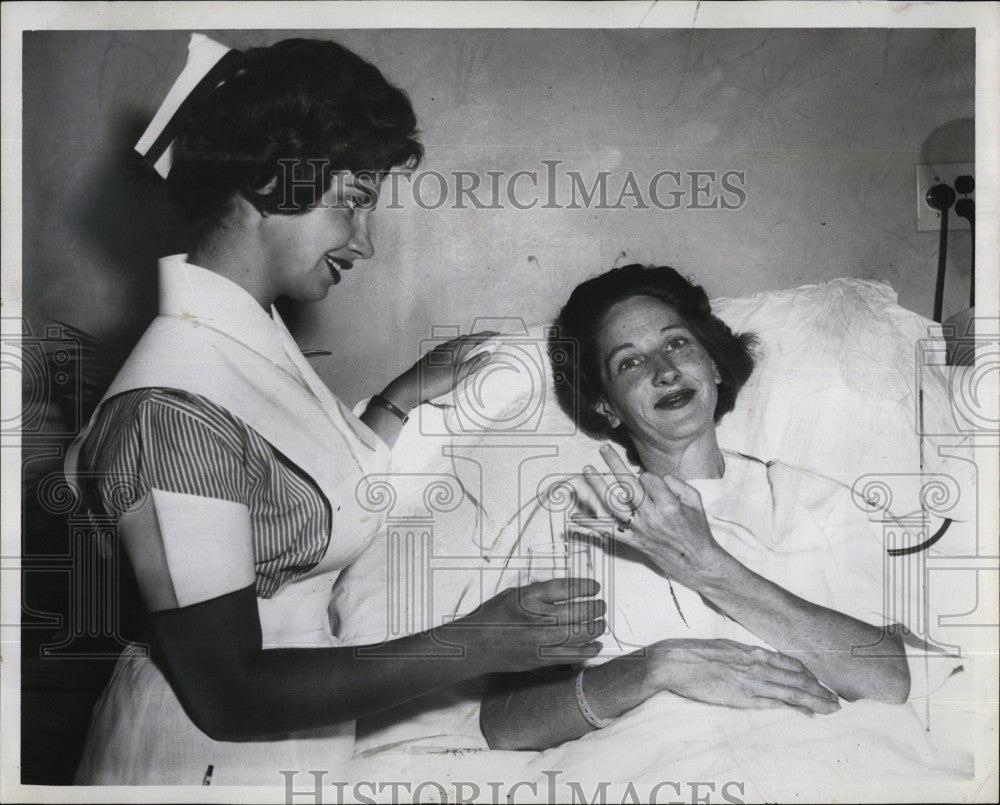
[644,638,841,716]
[570,445,728,590]
[436,577,606,674]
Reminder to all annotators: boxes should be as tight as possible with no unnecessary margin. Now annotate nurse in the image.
[68,34,604,785]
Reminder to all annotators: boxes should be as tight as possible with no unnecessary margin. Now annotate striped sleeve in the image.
[79,387,335,600]
[83,389,251,519]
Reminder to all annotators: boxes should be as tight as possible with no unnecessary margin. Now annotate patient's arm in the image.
[481,638,840,751]
[692,556,911,703]
[576,446,911,704]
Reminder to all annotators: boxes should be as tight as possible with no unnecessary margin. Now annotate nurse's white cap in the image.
[134,33,239,179]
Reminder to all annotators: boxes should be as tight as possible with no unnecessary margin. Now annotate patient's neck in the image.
[634,429,725,480]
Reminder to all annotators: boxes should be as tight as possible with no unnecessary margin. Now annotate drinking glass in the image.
[527,542,592,584]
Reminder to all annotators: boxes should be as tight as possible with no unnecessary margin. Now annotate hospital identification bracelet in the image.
[574,669,614,729]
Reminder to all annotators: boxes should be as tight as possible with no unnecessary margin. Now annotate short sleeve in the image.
[86,390,251,519]
[83,390,256,610]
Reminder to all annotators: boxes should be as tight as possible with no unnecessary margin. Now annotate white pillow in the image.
[416,278,960,514]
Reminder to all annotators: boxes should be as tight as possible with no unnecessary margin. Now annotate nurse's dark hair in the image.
[166,38,422,236]
[549,264,757,464]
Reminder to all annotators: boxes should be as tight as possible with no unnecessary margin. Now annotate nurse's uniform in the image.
[67,255,389,785]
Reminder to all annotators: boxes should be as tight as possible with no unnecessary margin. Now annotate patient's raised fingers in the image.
[597,449,650,508]
[568,512,616,537]
[581,466,614,512]
[599,444,633,475]
[568,523,608,545]
[635,470,671,507]
[566,477,603,520]
[582,468,644,526]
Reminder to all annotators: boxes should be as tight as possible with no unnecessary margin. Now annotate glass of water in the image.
[527,542,593,584]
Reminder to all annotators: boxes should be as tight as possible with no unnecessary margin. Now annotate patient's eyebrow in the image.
[605,324,686,365]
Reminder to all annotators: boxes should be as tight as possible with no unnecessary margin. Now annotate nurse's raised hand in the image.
[379,330,499,413]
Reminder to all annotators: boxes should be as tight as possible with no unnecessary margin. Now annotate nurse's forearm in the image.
[359,380,419,448]
[695,554,910,703]
[153,591,491,741]
[152,580,603,741]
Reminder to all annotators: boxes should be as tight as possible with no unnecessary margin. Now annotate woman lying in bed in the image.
[480,264,911,751]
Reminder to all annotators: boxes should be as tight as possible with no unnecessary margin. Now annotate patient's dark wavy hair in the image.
[549,264,757,464]
[166,38,423,237]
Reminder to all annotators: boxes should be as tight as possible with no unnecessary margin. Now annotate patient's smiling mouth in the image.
[655,388,696,410]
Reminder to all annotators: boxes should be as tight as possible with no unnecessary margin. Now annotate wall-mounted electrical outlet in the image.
[916,162,974,232]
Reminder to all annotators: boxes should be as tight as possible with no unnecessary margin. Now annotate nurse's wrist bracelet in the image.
[369,393,409,424]
[575,668,613,729]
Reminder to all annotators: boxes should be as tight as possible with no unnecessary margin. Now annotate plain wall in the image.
[22,28,975,404]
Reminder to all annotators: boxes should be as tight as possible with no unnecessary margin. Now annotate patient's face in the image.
[595,295,721,448]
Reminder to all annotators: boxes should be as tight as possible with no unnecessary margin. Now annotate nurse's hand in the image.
[644,638,841,716]
[437,577,606,674]
[380,331,498,413]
